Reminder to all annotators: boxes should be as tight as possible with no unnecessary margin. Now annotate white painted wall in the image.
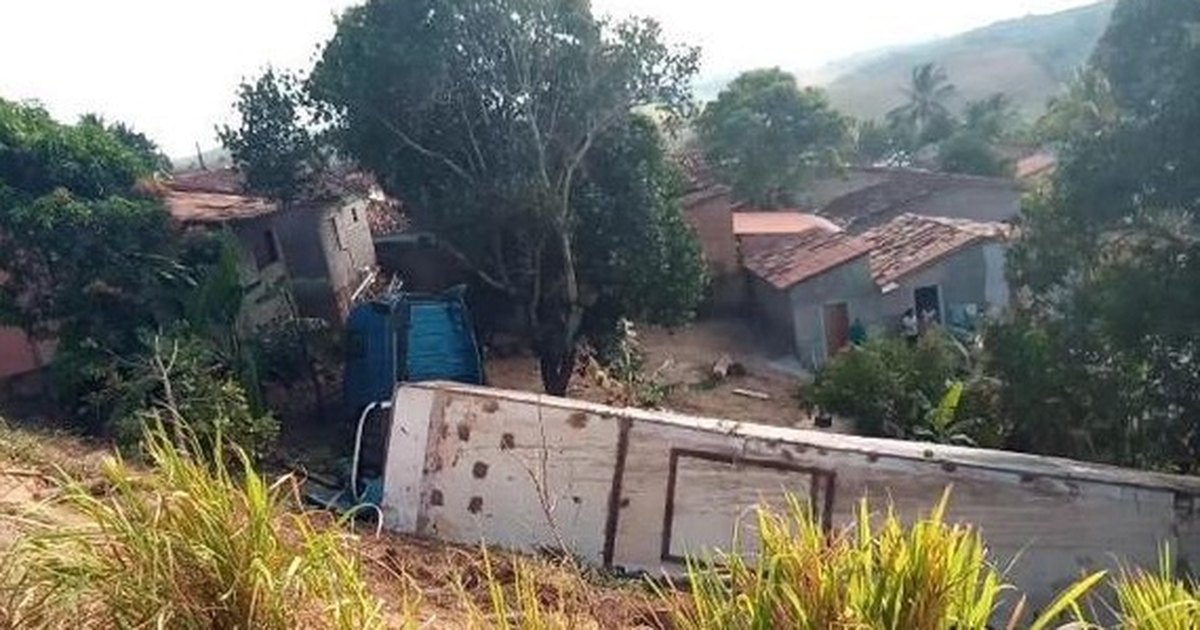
[382,382,1200,613]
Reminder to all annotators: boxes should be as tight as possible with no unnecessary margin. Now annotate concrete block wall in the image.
[381,382,1200,611]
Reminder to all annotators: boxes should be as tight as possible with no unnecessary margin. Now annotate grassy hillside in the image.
[822,1,1115,121]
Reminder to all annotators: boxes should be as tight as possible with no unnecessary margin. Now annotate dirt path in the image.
[489,318,850,432]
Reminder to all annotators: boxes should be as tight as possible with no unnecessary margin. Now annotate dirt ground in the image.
[489,318,851,432]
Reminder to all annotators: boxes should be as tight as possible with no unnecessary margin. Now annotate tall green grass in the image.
[0,420,385,630]
[661,489,1082,630]
[1105,547,1200,629]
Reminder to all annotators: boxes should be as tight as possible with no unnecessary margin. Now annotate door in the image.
[823,302,850,358]
[914,285,942,325]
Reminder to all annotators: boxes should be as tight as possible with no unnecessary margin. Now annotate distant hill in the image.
[818,1,1115,121]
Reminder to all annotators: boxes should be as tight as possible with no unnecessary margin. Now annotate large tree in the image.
[306,0,703,394]
[996,0,1200,472]
[696,68,849,207]
[218,68,323,204]
[887,63,957,152]
[936,93,1016,177]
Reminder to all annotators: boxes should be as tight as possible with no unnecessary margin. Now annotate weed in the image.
[0,418,384,629]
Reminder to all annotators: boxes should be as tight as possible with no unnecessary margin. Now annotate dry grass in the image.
[359,535,665,629]
[0,420,385,629]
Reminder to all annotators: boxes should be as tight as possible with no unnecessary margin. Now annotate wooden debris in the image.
[731,388,770,401]
[711,354,747,380]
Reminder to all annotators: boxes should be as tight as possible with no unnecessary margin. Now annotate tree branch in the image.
[434,237,515,296]
[368,108,476,184]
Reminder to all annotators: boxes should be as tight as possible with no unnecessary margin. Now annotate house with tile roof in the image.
[744,213,1011,369]
[803,167,1023,233]
[165,168,379,327]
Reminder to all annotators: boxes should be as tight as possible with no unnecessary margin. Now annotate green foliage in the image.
[852,118,906,166]
[219,67,323,203]
[98,334,279,460]
[799,333,967,438]
[1001,0,1200,473]
[574,116,708,331]
[937,131,1013,177]
[307,0,701,394]
[887,62,957,153]
[1036,68,1118,145]
[697,68,850,207]
[663,491,1017,630]
[0,420,383,629]
[0,99,155,200]
[78,113,173,173]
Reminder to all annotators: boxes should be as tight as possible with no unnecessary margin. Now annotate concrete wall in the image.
[272,197,378,323]
[229,218,293,331]
[682,190,737,275]
[879,242,1009,330]
[767,241,1011,368]
[785,257,878,368]
[917,186,1021,224]
[381,382,1200,615]
[321,198,377,318]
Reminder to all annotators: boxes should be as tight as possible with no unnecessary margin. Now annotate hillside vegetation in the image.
[823,1,1115,120]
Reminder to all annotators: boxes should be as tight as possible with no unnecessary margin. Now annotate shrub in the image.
[800,332,966,436]
[97,333,279,460]
[0,420,382,629]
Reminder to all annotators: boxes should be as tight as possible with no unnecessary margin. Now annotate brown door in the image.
[823,303,850,358]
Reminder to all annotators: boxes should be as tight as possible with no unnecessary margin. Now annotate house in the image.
[165,169,379,326]
[745,213,1010,368]
[732,210,841,256]
[804,167,1023,232]
[0,327,52,396]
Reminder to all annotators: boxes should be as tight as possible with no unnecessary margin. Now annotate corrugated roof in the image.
[743,230,872,289]
[732,212,840,236]
[863,214,1011,287]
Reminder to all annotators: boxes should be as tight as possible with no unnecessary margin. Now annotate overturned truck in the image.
[373,382,1200,610]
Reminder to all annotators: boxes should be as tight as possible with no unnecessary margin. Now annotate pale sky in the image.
[0,0,1098,158]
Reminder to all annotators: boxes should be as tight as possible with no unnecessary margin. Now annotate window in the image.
[351,205,360,223]
[255,229,280,270]
[329,216,344,249]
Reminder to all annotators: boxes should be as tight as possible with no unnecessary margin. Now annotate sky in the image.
[0,0,1098,158]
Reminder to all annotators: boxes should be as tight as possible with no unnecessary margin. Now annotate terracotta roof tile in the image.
[733,211,840,236]
[164,190,277,223]
[820,167,1020,229]
[863,214,1011,287]
[743,230,872,289]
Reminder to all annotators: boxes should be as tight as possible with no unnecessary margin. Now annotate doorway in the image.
[914,285,942,325]
[822,302,850,358]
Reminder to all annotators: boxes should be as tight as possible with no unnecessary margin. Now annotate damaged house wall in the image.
[380,382,1200,611]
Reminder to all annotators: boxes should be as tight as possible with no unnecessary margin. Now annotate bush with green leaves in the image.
[97,334,279,461]
[799,332,970,437]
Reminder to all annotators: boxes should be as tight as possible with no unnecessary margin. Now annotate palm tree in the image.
[888,63,957,148]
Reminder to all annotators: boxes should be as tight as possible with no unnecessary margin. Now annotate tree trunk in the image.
[539,342,577,396]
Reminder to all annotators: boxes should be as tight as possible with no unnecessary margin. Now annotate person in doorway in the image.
[901,309,919,345]
[849,318,867,346]
[920,307,939,334]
